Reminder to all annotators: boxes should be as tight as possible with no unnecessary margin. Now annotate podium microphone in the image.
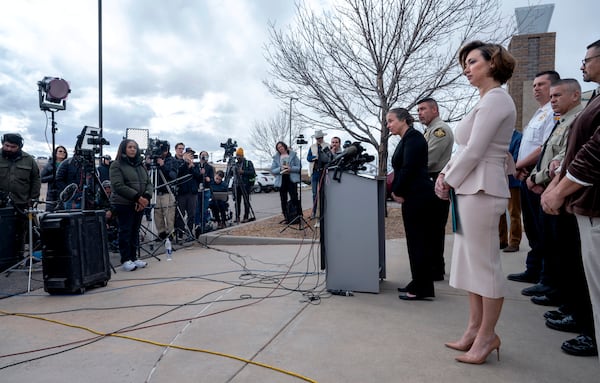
[332,144,358,163]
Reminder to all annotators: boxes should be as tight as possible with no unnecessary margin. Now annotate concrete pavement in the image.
[0,234,598,382]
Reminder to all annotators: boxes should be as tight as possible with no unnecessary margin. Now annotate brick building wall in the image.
[508,33,556,130]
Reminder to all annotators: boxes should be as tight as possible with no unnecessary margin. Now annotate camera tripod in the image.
[140,163,193,259]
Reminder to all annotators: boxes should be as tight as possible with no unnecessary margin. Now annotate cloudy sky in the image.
[0,0,597,165]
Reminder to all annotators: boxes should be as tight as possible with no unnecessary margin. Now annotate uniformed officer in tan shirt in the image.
[416,97,454,280]
[417,98,454,179]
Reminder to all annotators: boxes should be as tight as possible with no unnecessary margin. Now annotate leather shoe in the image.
[507,271,539,284]
[399,293,433,301]
[544,308,568,320]
[521,283,554,297]
[397,281,414,293]
[531,294,560,306]
[503,245,519,252]
[546,315,582,333]
[433,275,444,281]
[499,242,508,250]
[561,335,598,356]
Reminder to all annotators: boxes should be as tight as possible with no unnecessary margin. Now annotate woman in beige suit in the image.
[435,41,516,364]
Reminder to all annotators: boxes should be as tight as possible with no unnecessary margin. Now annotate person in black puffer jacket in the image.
[40,145,67,211]
[110,139,153,272]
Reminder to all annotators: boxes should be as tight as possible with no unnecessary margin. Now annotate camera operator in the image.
[151,143,178,240]
[97,154,112,183]
[0,133,41,260]
[229,147,256,223]
[306,130,329,219]
[195,150,214,236]
[174,143,202,239]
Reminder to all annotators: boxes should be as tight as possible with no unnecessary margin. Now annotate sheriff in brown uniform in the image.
[417,97,454,280]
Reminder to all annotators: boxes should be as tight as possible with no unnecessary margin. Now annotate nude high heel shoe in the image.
[455,335,501,364]
[444,339,474,352]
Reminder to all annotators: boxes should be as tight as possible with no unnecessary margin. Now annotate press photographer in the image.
[228,147,256,223]
[173,143,202,239]
[195,150,214,235]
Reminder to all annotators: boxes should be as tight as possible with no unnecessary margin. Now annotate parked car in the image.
[252,171,276,193]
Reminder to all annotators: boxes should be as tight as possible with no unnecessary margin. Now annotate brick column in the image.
[508,33,556,130]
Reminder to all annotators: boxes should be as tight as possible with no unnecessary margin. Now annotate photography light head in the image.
[296,134,308,146]
[38,76,70,111]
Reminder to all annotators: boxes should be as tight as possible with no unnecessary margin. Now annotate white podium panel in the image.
[322,170,386,293]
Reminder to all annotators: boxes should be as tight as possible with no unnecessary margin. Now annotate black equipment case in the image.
[40,210,111,294]
[0,207,17,272]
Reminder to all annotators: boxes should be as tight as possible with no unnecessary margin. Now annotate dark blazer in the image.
[390,126,435,298]
[391,127,434,201]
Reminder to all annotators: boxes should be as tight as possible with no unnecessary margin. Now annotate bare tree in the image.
[264,0,512,175]
[249,110,305,167]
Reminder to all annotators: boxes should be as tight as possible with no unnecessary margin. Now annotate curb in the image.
[196,234,317,246]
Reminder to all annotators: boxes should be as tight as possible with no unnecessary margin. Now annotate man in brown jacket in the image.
[542,39,600,358]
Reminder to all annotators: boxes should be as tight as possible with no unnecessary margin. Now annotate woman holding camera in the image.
[110,139,153,272]
[271,141,301,224]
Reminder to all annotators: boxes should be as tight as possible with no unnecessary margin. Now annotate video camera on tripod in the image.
[74,126,110,172]
[220,138,237,161]
[70,126,110,209]
[146,137,170,160]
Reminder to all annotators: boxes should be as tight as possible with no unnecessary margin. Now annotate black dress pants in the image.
[402,200,435,297]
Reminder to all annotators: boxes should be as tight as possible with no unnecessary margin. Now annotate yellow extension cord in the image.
[0,310,318,383]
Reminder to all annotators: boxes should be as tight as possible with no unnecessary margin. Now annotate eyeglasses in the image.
[582,54,600,66]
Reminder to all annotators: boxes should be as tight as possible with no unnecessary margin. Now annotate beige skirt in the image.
[449,192,508,298]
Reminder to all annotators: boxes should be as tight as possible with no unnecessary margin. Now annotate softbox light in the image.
[125,128,149,152]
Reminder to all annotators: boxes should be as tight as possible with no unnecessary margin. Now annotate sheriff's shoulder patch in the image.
[433,128,446,138]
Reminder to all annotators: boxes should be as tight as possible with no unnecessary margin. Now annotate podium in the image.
[321,169,386,293]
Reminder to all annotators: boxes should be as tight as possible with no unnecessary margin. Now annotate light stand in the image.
[38,76,70,197]
[281,135,312,233]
